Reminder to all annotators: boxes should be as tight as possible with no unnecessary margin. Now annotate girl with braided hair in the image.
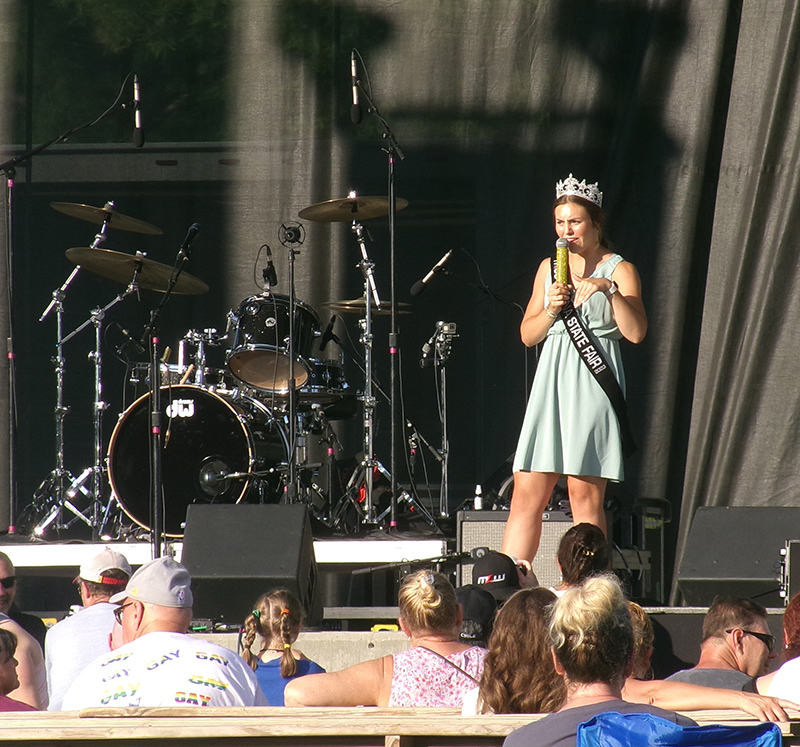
[552,522,610,596]
[241,589,324,706]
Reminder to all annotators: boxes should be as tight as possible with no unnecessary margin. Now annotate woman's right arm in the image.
[283,656,391,707]
[520,259,569,347]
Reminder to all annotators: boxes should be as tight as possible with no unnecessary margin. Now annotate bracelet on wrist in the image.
[545,306,559,319]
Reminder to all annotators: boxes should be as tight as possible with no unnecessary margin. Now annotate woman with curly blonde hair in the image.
[241,589,324,705]
[285,569,487,707]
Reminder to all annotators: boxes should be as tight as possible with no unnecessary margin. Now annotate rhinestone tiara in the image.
[555,173,603,207]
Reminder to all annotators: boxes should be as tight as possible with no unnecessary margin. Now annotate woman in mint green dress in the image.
[501,176,647,564]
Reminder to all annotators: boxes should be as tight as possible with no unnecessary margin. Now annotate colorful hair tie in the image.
[283,643,292,649]
[252,609,260,619]
[280,607,290,615]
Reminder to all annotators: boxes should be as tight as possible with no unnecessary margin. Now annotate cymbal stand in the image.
[342,217,384,524]
[32,214,116,536]
[61,272,141,539]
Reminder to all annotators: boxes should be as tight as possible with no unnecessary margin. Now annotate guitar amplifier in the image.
[457,510,573,589]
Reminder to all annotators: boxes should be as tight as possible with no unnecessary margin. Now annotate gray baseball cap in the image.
[110,556,193,609]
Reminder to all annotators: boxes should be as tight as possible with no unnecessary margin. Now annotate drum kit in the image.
[22,192,435,540]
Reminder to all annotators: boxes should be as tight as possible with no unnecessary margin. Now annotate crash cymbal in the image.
[51,202,163,235]
[298,196,408,222]
[65,247,208,295]
[325,298,411,316]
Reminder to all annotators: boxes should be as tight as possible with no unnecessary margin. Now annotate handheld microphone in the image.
[179,223,201,257]
[133,74,144,148]
[410,249,454,296]
[318,315,337,351]
[350,50,362,124]
[556,238,569,284]
[263,244,278,287]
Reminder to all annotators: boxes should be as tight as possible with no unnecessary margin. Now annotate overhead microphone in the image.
[263,244,278,287]
[410,249,454,297]
[350,50,362,125]
[555,238,569,285]
[132,74,144,148]
[179,223,201,258]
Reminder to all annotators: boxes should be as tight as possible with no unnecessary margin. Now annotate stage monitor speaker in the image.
[676,506,800,607]
[181,504,317,623]
[457,510,573,589]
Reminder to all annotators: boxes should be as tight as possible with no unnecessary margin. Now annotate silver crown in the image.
[555,173,603,207]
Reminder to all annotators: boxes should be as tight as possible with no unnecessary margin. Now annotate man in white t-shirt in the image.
[60,556,268,709]
[45,547,132,710]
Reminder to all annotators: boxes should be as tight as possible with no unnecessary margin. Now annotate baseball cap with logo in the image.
[76,547,131,586]
[472,551,520,602]
[110,556,193,608]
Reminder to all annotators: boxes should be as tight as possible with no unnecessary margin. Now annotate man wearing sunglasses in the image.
[0,552,46,651]
[666,597,777,691]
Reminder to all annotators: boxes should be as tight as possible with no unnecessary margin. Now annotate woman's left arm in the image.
[573,260,647,343]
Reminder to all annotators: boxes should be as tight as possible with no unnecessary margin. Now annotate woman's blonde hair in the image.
[628,601,654,679]
[549,572,633,687]
[397,569,459,635]
[242,588,304,678]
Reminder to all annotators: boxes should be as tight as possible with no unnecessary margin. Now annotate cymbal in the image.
[325,298,411,316]
[65,247,209,295]
[51,202,163,235]
[298,196,408,223]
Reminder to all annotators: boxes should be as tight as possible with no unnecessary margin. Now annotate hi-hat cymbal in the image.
[65,247,208,295]
[325,298,411,316]
[298,196,408,222]
[51,202,163,235]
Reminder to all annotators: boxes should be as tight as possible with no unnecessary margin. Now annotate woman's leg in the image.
[501,471,559,563]
[565,474,608,536]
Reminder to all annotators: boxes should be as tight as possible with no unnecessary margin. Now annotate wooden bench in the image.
[0,707,799,746]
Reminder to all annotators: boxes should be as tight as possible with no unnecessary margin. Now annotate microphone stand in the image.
[356,72,405,530]
[0,74,136,531]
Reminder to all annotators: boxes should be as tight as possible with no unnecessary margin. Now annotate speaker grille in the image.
[457,510,572,588]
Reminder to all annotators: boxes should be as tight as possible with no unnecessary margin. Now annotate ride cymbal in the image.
[324,298,411,315]
[65,247,208,295]
[51,201,163,235]
[298,196,408,222]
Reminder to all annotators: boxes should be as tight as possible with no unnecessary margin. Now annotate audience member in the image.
[0,612,47,708]
[666,597,775,691]
[463,587,562,715]
[241,588,325,706]
[503,574,696,747]
[284,569,487,707]
[0,628,36,711]
[456,585,497,648]
[60,557,267,709]
[551,522,609,596]
[472,551,528,604]
[45,547,131,710]
[628,601,655,680]
[758,591,800,699]
[0,552,47,650]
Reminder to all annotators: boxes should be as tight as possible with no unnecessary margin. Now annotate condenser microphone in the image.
[178,223,201,259]
[263,244,278,287]
[556,238,569,284]
[350,50,362,125]
[410,249,453,296]
[318,315,337,351]
[133,74,144,148]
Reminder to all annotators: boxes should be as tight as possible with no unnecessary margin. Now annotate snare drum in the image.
[227,294,319,392]
[108,385,288,537]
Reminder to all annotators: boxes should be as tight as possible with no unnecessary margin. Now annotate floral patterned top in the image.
[388,645,488,707]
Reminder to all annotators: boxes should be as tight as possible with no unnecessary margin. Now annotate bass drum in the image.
[108,385,289,537]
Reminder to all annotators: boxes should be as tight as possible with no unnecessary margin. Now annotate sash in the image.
[551,255,636,458]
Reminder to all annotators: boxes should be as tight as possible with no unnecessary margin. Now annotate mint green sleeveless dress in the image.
[512,253,626,481]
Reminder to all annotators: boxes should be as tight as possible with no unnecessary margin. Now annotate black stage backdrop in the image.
[0,0,798,600]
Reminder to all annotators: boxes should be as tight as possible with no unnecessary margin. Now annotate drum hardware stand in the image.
[337,214,386,525]
[420,321,458,518]
[33,210,119,538]
[353,57,406,528]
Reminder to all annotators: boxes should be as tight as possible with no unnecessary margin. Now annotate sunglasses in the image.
[726,628,776,653]
[0,576,16,590]
[113,602,135,625]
